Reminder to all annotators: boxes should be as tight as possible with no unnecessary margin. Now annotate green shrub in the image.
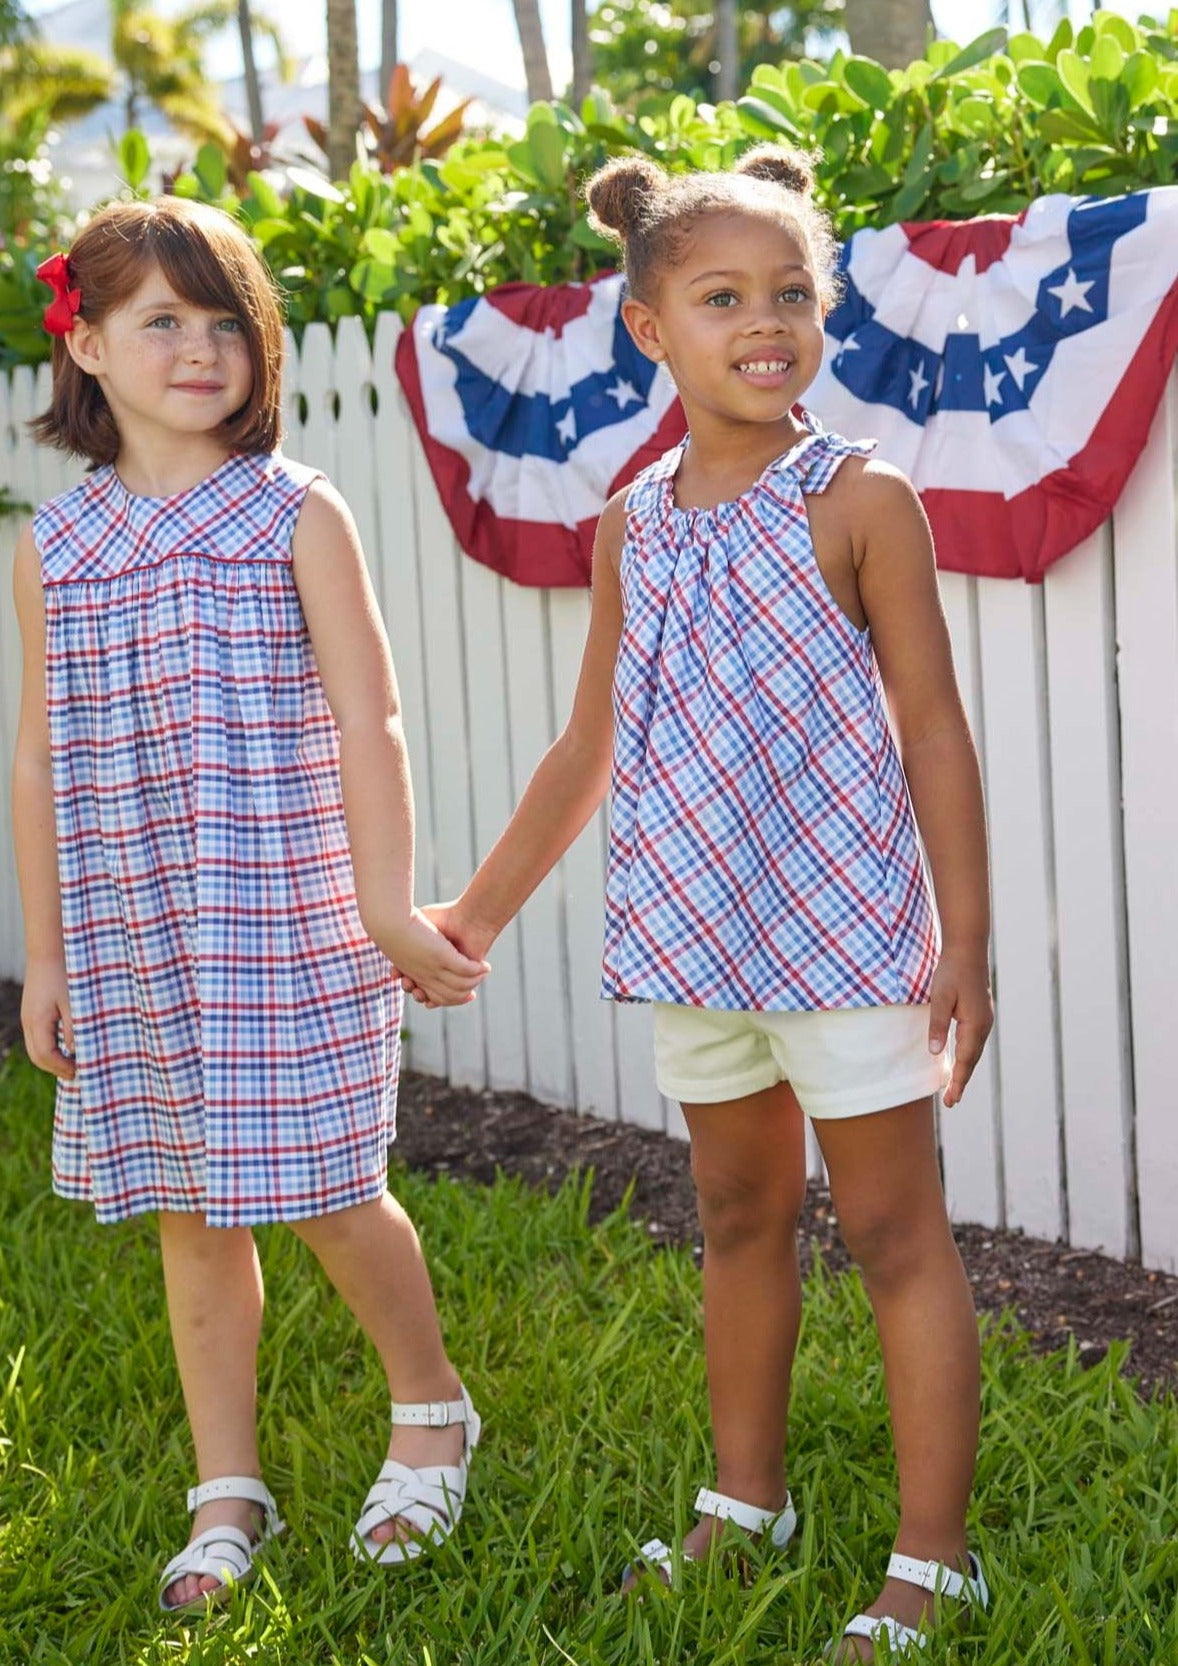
[5,11,1178,367]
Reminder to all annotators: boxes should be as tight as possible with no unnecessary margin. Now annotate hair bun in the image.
[734,144,817,197]
[585,155,668,241]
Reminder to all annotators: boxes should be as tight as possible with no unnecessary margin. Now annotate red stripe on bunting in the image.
[923,291,1178,581]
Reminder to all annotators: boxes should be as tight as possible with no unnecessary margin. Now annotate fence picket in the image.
[938,571,1003,1228]
[1112,377,1178,1273]
[975,578,1064,1242]
[369,315,446,1077]
[1042,528,1135,1258]
[500,584,574,1106]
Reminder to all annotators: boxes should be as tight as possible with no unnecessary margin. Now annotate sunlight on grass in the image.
[1,1050,1176,1664]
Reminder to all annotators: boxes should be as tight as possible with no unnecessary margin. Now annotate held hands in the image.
[21,955,76,1081]
[383,906,490,1009]
[927,948,994,1109]
[399,901,495,1010]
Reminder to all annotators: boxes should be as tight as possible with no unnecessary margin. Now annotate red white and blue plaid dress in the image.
[34,453,402,1227]
[601,418,939,1012]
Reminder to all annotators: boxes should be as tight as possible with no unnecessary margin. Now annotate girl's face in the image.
[622,210,826,432]
[66,265,254,447]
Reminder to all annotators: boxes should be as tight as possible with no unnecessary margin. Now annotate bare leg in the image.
[816,1099,980,1661]
[627,1083,806,1581]
[158,1212,265,1608]
[291,1190,464,1546]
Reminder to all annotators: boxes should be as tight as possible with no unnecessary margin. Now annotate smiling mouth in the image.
[735,359,792,375]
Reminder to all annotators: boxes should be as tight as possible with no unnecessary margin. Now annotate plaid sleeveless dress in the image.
[601,419,939,1012]
[34,453,401,1227]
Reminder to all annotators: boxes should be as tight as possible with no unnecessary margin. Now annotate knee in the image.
[692,1155,803,1255]
[288,1194,390,1253]
[835,1197,945,1289]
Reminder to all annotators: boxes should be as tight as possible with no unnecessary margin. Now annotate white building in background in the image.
[29,0,529,210]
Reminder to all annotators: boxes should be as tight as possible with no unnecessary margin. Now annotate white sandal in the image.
[351,1384,481,1566]
[626,1485,797,1586]
[158,1475,285,1614]
[836,1550,989,1657]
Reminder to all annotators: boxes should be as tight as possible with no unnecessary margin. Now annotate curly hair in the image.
[584,144,841,309]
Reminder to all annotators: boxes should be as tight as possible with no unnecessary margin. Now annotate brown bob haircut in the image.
[32,197,285,465]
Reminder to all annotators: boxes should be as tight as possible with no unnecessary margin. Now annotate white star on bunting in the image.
[908,360,930,409]
[1047,267,1095,318]
[555,407,577,446]
[983,364,1006,407]
[1003,345,1035,391]
[607,378,639,409]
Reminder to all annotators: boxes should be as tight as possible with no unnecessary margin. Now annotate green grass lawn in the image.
[1,1049,1176,1666]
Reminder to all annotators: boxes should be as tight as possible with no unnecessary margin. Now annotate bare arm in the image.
[853,462,993,1107]
[12,525,74,1079]
[436,490,626,963]
[292,480,487,1005]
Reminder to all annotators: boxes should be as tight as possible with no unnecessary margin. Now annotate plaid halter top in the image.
[601,419,939,1012]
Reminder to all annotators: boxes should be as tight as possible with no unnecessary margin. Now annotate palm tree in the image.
[512,0,553,104]
[843,0,932,68]
[325,0,361,179]
[110,0,285,143]
[380,0,398,115]
[1,44,112,131]
[570,0,589,104]
[714,0,738,101]
[238,0,264,140]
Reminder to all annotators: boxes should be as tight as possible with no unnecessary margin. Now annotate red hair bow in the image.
[35,252,82,336]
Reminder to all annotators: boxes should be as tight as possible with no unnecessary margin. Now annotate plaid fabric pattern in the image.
[35,453,401,1227]
[601,418,939,1011]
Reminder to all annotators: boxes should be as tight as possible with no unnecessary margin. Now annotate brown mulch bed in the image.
[395,1073,1178,1398]
[3,977,1174,1394]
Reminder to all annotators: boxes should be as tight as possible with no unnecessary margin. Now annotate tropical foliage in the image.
[6,13,1178,368]
[588,0,845,106]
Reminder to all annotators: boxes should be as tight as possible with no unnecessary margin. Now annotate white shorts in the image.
[652,1002,951,1119]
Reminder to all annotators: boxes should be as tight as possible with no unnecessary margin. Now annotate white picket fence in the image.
[3,315,1177,1270]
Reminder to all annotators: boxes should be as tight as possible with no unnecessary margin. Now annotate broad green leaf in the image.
[932,27,1008,80]
[194,142,227,199]
[1016,61,1063,108]
[1044,17,1073,60]
[891,172,930,219]
[362,227,400,264]
[1123,51,1158,107]
[348,258,396,301]
[505,140,539,183]
[526,101,558,129]
[958,169,1010,202]
[286,167,344,203]
[246,171,284,218]
[842,55,892,110]
[740,84,804,137]
[1092,10,1137,53]
[1089,34,1125,83]
[1035,108,1105,143]
[951,96,998,136]
[117,128,150,189]
[1007,31,1044,62]
[1090,75,1130,140]
[528,120,567,191]
[1056,48,1094,115]
[569,217,616,251]
[736,95,800,139]
[840,163,893,199]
